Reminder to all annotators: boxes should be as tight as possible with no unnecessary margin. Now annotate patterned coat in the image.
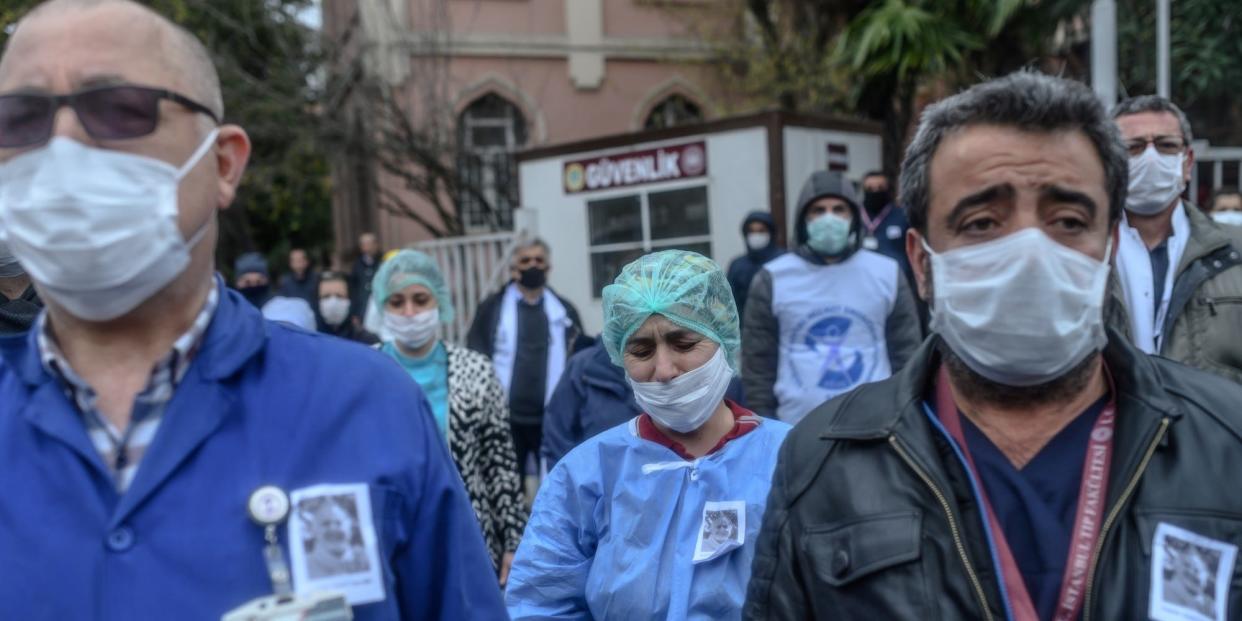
[444,343,527,568]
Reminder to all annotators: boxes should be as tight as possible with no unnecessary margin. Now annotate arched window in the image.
[643,94,704,130]
[457,93,528,230]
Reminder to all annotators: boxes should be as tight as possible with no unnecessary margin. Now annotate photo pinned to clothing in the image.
[287,483,385,606]
[1149,522,1237,621]
[692,500,745,564]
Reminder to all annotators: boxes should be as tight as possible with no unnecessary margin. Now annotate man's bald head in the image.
[4,0,223,120]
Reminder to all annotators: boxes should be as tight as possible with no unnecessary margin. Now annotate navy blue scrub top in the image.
[961,396,1109,621]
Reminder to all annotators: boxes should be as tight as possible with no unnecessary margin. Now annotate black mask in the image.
[863,190,891,214]
[518,266,547,289]
[238,284,270,308]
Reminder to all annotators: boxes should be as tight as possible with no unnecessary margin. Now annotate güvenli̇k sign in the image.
[562,141,707,194]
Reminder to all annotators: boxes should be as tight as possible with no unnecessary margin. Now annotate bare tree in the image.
[321,0,508,240]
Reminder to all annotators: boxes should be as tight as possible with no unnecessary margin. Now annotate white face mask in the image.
[0,131,219,321]
[1126,144,1185,215]
[627,345,733,433]
[383,308,439,350]
[0,239,23,279]
[923,228,1111,387]
[806,213,853,256]
[1212,211,1242,227]
[319,296,351,326]
[745,232,770,251]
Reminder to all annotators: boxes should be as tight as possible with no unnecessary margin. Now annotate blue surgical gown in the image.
[505,415,791,620]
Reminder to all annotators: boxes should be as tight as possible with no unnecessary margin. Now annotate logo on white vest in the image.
[788,305,881,391]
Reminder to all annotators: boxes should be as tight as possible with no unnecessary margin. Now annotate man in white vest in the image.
[742,171,922,424]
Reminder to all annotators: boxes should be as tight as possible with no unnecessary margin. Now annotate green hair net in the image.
[371,249,455,323]
[602,250,740,371]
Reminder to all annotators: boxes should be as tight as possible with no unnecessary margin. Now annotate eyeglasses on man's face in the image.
[1124,135,1187,157]
[0,84,219,149]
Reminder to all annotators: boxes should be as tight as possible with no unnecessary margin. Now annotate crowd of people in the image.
[3,1,1242,620]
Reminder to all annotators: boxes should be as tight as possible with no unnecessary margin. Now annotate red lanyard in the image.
[859,204,892,237]
[935,366,1116,621]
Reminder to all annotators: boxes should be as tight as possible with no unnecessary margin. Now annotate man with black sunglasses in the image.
[0,1,506,620]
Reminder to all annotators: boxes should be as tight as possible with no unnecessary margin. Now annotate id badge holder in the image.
[222,592,352,621]
[221,486,354,621]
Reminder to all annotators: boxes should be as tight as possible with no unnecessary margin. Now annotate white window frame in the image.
[458,95,526,232]
[586,182,713,297]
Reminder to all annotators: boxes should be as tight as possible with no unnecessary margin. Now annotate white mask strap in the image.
[176,128,220,179]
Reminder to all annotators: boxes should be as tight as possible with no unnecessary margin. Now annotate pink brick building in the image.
[322,0,741,257]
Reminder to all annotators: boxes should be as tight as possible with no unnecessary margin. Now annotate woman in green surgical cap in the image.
[371,249,526,585]
[505,250,791,621]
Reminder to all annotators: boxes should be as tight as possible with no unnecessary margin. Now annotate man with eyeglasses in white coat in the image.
[1107,95,1242,383]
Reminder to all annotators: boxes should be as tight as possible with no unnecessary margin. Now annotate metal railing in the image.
[1190,143,1242,204]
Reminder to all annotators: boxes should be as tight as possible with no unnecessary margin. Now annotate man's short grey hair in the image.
[514,237,553,267]
[1111,95,1194,144]
[899,71,1128,233]
[512,237,550,261]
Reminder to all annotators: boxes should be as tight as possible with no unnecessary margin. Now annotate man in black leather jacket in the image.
[746,71,1242,621]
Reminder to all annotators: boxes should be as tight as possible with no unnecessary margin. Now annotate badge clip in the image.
[248,485,293,597]
[222,486,352,620]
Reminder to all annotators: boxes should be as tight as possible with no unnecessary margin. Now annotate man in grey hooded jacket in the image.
[742,171,921,424]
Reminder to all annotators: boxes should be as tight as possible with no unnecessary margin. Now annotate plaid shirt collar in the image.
[37,284,220,414]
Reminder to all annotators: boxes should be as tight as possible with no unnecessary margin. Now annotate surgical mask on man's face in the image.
[1126,144,1185,215]
[0,239,24,279]
[1212,211,1242,227]
[628,345,733,433]
[806,213,853,256]
[518,266,547,289]
[923,228,1111,386]
[745,232,770,251]
[319,295,351,326]
[383,308,439,350]
[863,190,891,213]
[239,284,270,308]
[0,131,219,321]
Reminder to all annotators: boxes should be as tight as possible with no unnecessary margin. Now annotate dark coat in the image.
[0,285,40,335]
[727,211,785,317]
[1106,203,1242,383]
[276,270,319,309]
[465,284,590,360]
[745,331,1242,620]
[319,318,379,346]
[349,254,381,319]
[861,201,913,281]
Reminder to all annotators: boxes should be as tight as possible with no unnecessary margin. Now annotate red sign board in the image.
[563,141,707,194]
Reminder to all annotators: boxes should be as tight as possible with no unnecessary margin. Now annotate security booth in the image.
[516,111,883,335]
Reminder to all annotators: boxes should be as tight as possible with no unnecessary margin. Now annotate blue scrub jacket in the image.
[0,281,508,621]
[508,415,790,620]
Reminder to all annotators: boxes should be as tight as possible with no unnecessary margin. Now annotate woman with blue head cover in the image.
[371,249,527,584]
[506,250,791,620]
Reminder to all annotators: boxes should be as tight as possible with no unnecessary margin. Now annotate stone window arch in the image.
[643,94,704,130]
[457,93,528,230]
